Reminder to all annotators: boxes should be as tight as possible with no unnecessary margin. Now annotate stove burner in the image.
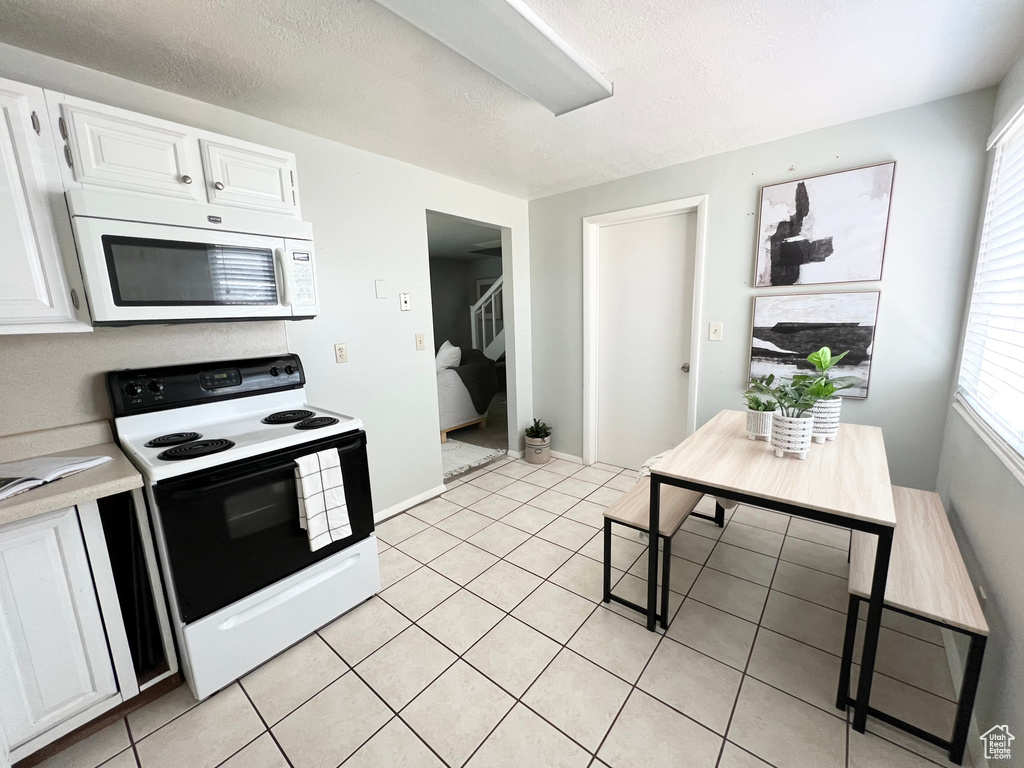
[157,439,235,461]
[262,409,315,425]
[145,432,202,448]
[294,416,339,430]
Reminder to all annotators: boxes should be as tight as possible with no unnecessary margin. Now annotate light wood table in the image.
[647,410,896,734]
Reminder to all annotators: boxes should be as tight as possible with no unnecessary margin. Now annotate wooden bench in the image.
[836,486,989,765]
[602,476,704,629]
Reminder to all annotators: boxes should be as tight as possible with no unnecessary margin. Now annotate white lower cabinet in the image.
[0,507,117,750]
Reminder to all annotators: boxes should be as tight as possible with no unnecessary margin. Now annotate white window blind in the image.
[958,114,1024,457]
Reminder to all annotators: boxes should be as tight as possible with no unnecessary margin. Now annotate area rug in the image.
[441,439,506,480]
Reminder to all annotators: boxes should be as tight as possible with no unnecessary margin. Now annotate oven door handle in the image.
[166,438,363,498]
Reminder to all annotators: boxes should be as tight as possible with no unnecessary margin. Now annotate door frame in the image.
[582,195,709,466]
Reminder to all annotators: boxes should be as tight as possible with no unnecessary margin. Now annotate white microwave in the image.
[67,190,319,325]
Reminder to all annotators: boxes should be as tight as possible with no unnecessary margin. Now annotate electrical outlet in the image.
[374,280,387,299]
[415,333,426,351]
[400,293,411,311]
[334,343,348,363]
[709,322,724,341]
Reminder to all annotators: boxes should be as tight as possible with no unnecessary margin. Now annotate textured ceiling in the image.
[426,212,502,260]
[1,0,1022,199]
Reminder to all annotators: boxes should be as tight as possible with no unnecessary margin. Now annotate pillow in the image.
[435,340,461,371]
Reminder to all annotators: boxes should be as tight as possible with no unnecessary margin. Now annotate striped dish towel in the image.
[295,449,351,551]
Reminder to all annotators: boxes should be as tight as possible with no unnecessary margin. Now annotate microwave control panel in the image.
[290,251,316,307]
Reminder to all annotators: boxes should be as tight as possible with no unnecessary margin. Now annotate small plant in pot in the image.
[743,375,777,441]
[524,418,552,465]
[796,347,859,444]
[747,376,821,460]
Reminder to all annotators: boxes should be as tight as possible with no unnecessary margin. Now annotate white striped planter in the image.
[771,413,815,460]
[745,409,773,441]
[811,396,843,444]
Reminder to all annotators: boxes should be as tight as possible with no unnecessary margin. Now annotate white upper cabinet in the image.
[200,139,297,213]
[50,93,204,202]
[0,507,117,750]
[0,78,89,334]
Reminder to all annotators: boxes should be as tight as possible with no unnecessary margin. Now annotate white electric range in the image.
[109,355,380,700]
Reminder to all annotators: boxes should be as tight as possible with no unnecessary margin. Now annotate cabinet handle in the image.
[70,289,80,310]
[58,116,68,141]
[181,175,192,184]
[64,145,74,169]
[214,181,225,190]
[30,111,41,135]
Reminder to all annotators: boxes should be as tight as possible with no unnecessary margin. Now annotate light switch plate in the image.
[334,343,348,363]
[400,293,411,311]
[374,280,387,299]
[709,322,723,341]
[415,333,426,351]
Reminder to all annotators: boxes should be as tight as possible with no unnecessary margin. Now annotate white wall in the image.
[993,50,1024,136]
[0,43,531,514]
[529,90,995,487]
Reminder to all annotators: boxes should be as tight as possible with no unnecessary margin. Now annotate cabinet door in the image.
[200,138,297,213]
[0,79,86,331]
[0,508,117,749]
[57,95,203,202]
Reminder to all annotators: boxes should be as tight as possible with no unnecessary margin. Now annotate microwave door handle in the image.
[275,248,292,308]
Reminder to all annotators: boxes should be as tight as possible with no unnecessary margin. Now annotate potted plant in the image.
[747,376,821,460]
[743,375,777,441]
[797,347,859,444]
[524,418,552,464]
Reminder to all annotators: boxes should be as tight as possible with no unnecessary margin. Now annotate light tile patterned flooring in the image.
[43,457,969,768]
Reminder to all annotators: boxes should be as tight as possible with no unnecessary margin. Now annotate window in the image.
[957,114,1024,457]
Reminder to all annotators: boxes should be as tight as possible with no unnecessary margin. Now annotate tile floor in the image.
[43,457,969,768]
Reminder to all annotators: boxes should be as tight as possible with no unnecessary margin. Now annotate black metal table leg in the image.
[602,518,612,603]
[853,528,893,732]
[949,633,987,764]
[660,535,672,630]
[715,501,725,527]
[836,594,860,710]
[647,475,661,631]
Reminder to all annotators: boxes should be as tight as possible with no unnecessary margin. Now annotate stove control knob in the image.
[285,364,297,375]
[148,380,165,393]
[270,366,281,377]
[124,383,143,397]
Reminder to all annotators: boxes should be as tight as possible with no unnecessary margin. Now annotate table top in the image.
[651,410,896,528]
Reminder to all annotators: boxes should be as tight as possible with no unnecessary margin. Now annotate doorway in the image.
[582,196,708,468]
[426,212,509,478]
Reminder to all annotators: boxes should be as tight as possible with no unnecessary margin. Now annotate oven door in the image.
[152,431,372,624]
[71,216,317,324]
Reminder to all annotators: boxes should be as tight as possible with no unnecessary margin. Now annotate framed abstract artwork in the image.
[748,291,881,398]
[754,162,895,287]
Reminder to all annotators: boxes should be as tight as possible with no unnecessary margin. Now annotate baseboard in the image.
[374,484,446,524]
[941,627,986,767]
[506,449,523,459]
[550,450,584,464]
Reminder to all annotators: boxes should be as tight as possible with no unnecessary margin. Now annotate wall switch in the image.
[374,280,387,299]
[709,322,724,341]
[400,293,411,311]
[334,343,348,364]
[415,333,426,351]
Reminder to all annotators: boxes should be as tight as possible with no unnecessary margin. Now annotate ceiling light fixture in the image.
[375,0,613,115]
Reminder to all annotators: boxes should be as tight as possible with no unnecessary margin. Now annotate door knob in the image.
[681,363,690,372]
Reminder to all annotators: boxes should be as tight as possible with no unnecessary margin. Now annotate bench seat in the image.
[839,485,987,765]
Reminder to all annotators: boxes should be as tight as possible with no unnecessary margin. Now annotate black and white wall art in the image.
[754,162,895,287]
[749,291,880,398]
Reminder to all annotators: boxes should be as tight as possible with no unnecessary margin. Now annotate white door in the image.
[200,139,297,214]
[597,212,695,469]
[53,94,203,201]
[0,78,87,332]
[0,508,117,749]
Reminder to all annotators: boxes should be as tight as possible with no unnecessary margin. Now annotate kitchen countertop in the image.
[0,425,142,527]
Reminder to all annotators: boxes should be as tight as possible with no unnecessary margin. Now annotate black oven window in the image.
[103,235,278,306]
